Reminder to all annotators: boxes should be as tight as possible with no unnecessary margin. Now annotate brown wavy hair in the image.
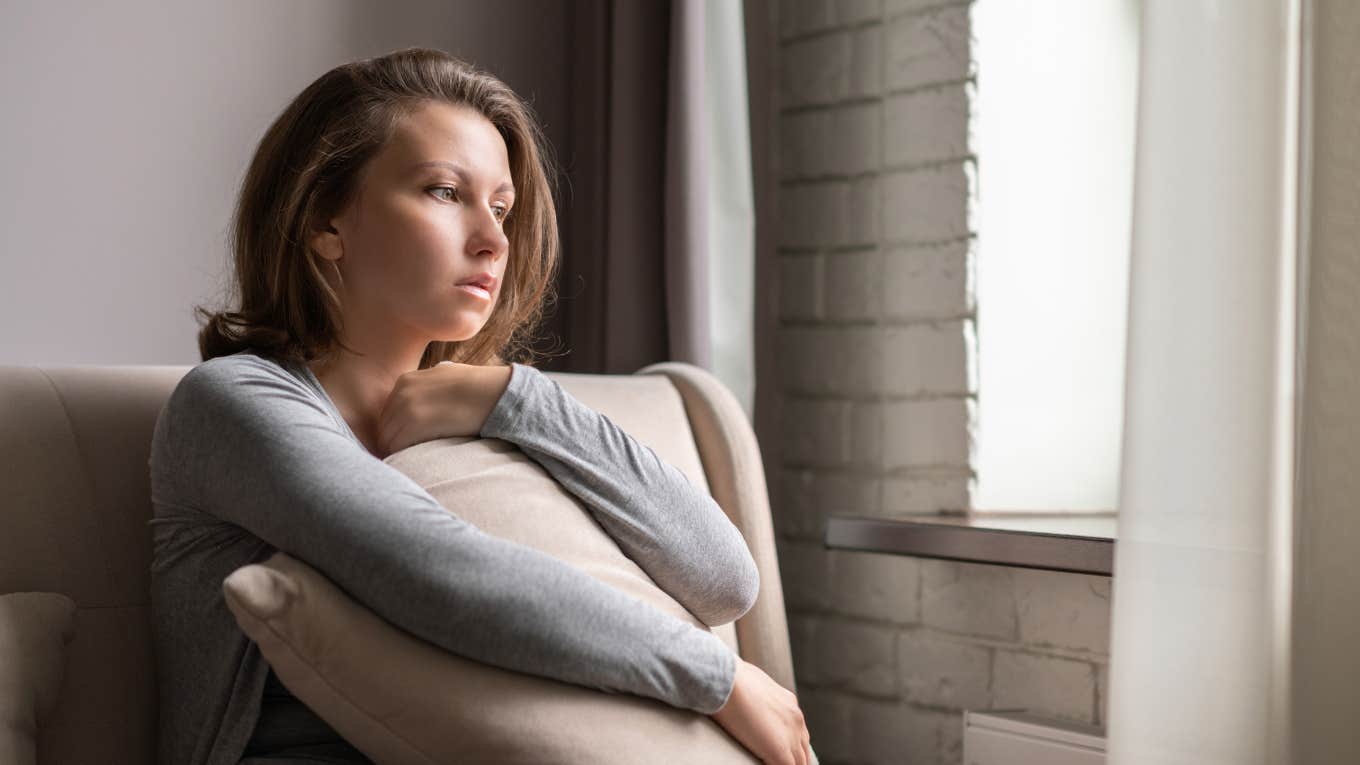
[195,47,560,368]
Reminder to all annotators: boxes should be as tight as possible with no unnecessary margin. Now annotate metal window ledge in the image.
[824,513,1116,576]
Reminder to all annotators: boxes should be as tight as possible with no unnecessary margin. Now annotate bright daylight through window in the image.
[971,0,1140,512]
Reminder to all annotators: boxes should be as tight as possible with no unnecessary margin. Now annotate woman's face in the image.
[319,100,515,345]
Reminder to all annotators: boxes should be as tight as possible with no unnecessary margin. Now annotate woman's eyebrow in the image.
[409,160,515,196]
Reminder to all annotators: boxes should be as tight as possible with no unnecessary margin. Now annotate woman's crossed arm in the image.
[478,363,761,628]
[154,354,739,714]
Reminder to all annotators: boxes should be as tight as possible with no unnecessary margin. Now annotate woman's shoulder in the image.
[152,349,341,465]
[162,349,319,424]
[177,349,305,392]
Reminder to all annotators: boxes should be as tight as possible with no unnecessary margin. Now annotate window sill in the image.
[824,513,1116,576]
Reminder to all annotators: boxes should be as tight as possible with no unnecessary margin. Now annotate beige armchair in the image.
[0,360,795,765]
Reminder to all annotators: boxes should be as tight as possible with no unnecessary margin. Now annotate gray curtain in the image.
[535,0,673,375]
[536,0,728,378]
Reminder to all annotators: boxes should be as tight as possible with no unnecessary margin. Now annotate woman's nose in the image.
[468,208,508,261]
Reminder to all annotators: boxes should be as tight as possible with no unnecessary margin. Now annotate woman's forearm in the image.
[480,363,760,626]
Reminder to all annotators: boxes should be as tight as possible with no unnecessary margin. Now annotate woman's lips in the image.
[456,283,491,300]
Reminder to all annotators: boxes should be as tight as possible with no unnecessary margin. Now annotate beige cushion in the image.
[223,436,758,764]
[0,592,77,765]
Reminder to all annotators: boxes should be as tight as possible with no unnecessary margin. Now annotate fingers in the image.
[793,703,810,765]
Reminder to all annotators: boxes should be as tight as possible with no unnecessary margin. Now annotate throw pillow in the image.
[223,435,759,764]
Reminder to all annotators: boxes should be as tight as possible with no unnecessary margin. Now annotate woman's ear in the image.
[310,222,344,263]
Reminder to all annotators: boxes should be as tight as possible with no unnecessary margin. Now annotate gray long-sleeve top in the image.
[147,349,760,765]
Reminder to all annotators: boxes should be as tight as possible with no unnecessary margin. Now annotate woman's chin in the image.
[435,322,486,343]
[425,306,492,343]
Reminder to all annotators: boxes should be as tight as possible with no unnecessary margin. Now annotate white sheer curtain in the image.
[1106,1,1302,763]
[666,0,756,421]
[703,0,756,421]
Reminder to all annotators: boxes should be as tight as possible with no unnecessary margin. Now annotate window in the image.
[971,0,1140,512]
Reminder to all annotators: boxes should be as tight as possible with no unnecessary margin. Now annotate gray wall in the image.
[0,0,568,366]
[769,2,1111,763]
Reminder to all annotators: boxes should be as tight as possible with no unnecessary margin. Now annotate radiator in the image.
[963,711,1106,765]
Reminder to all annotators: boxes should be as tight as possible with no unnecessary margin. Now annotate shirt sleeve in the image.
[155,354,737,714]
[480,363,760,627]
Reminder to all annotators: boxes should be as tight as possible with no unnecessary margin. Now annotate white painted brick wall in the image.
[885,0,969,17]
[846,176,881,245]
[897,630,991,709]
[773,556,1113,764]
[849,401,883,467]
[848,699,962,764]
[849,24,882,97]
[780,397,850,465]
[780,0,837,42]
[779,468,882,538]
[778,253,822,320]
[771,2,1112,763]
[833,551,921,622]
[777,325,971,397]
[992,650,1099,723]
[797,688,852,760]
[778,327,885,396]
[778,540,837,611]
[881,474,969,514]
[1013,569,1113,653]
[838,0,885,27]
[881,398,970,467]
[815,620,899,696]
[881,322,971,395]
[884,5,972,91]
[823,249,881,320]
[781,33,851,107]
[882,242,973,320]
[881,164,972,243]
[884,85,971,167]
[781,104,881,177]
[1097,662,1110,725]
[778,181,850,248]
[920,560,1017,640]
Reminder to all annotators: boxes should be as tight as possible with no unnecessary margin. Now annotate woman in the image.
[147,47,811,765]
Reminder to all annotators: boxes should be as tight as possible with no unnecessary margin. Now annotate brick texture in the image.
[992,650,1099,723]
[885,84,971,167]
[770,1,1112,762]
[884,5,971,91]
[881,164,972,244]
[882,242,973,320]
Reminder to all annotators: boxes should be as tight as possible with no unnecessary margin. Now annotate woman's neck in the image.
[308,339,428,457]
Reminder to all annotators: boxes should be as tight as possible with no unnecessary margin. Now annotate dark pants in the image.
[239,668,374,764]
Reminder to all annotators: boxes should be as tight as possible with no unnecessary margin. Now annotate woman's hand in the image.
[710,659,813,765]
[376,361,513,457]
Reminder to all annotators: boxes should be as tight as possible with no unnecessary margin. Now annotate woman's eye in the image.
[431,186,458,202]
[494,206,511,222]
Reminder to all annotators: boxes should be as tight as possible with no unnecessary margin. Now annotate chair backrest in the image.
[0,361,793,765]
